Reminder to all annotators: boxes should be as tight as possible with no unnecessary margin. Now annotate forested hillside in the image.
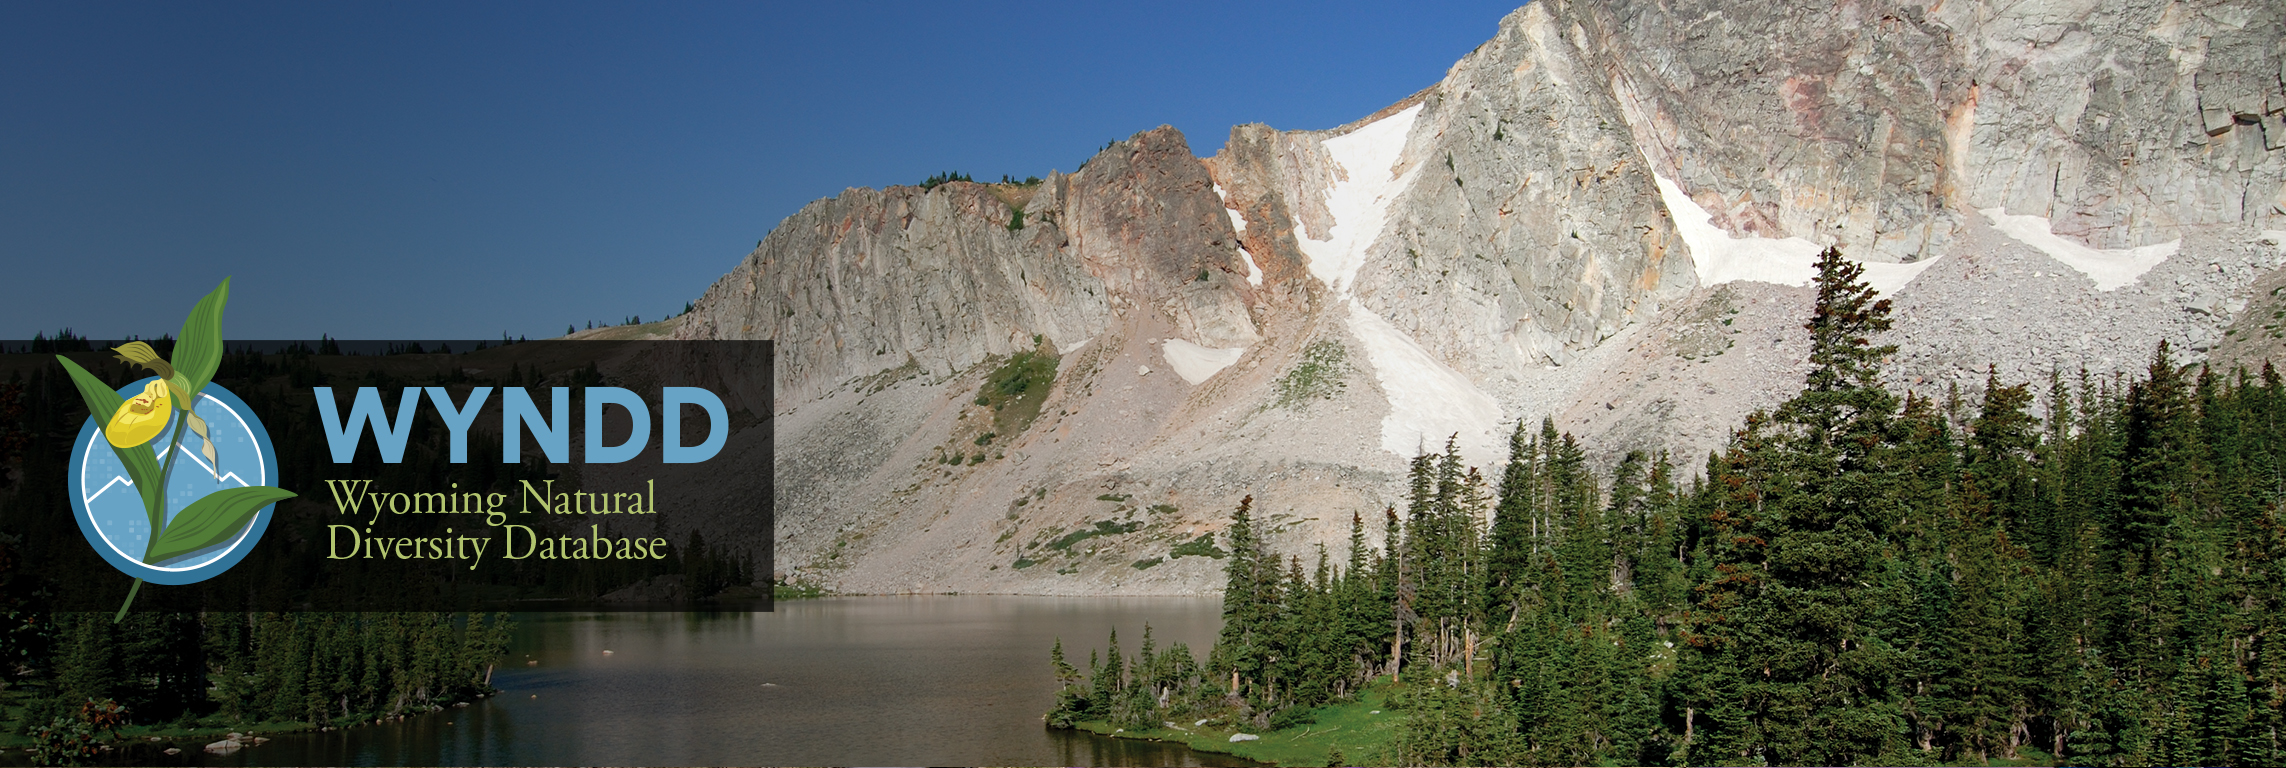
[1049,248,2286,766]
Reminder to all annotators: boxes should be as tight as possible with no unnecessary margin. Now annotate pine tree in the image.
[1021,273,2286,761]
[1215,496,1277,699]
[55,613,122,705]
[1380,505,1408,682]
[1485,420,1537,627]
[2109,342,2197,692]
[1045,637,1088,727]
[1736,247,1910,764]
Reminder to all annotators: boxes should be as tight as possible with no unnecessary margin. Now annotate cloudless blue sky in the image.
[3,1,1524,340]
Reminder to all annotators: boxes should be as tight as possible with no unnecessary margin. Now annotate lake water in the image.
[188,596,1253,766]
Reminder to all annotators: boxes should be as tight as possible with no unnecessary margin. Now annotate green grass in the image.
[975,348,1058,439]
[1078,675,2068,767]
[1273,340,1348,408]
[1076,679,1408,766]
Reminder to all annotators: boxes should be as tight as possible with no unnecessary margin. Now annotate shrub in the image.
[1047,520,1143,551]
[920,170,972,190]
[1169,534,1227,559]
[974,349,1059,438]
[1273,339,1350,408]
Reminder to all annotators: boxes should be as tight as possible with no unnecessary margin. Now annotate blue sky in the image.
[3,1,1522,340]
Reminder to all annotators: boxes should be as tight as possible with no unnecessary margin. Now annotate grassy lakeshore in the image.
[1075,679,1409,766]
[1067,676,2069,767]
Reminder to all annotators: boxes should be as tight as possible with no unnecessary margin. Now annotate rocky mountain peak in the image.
[678,0,2285,596]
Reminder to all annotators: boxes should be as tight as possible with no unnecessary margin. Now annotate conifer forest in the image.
[1046,249,2286,767]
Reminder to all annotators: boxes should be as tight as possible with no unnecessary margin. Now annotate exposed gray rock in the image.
[1564,0,2284,258]
[675,0,2286,596]
[1049,128,1261,349]
[1356,3,1695,375]
[676,180,1109,405]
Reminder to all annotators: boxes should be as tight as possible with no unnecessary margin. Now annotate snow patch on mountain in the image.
[1655,175,1822,286]
[1856,258,1946,297]
[1655,175,1941,295]
[1161,339,1246,385]
[1296,104,1423,296]
[1983,208,2177,291]
[1214,183,1248,233]
[1292,103,1502,465]
[1345,302,1503,468]
[1218,182,1263,286]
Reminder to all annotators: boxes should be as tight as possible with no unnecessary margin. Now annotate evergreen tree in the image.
[1484,420,1537,627]
[1025,253,2286,762]
[1214,496,1279,701]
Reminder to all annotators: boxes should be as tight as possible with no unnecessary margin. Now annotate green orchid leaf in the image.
[143,485,295,565]
[166,374,196,411]
[56,356,124,432]
[112,342,177,380]
[57,356,167,532]
[173,277,230,401]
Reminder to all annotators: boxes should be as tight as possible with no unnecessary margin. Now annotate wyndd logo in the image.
[55,278,298,619]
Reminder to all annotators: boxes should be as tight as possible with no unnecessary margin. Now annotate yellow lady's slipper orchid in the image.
[106,380,172,448]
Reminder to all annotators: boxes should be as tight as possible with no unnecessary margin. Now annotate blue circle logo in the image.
[68,378,282,585]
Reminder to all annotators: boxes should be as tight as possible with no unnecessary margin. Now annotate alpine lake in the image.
[162,596,1255,766]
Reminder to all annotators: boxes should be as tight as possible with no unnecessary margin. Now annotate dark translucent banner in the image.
[0,339,773,612]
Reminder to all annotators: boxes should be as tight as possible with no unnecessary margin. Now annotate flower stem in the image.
[118,407,192,623]
[113,579,143,623]
[152,411,189,515]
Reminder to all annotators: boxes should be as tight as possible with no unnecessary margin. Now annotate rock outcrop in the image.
[676,180,1108,406]
[675,0,2286,595]
[1569,0,2284,259]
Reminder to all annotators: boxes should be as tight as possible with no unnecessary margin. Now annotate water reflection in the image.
[181,597,1254,766]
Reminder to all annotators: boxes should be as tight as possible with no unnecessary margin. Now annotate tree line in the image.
[1047,248,2285,766]
[16,609,512,732]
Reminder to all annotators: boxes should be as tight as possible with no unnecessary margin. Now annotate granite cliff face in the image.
[674,181,1106,407]
[677,0,2285,594]
[1571,0,2284,259]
